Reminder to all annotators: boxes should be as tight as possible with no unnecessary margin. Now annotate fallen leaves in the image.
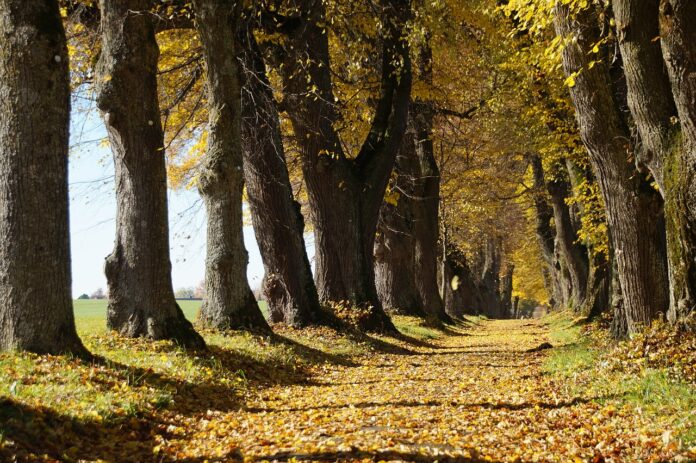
[0,318,693,462]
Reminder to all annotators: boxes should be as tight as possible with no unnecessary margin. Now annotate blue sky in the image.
[68,103,312,297]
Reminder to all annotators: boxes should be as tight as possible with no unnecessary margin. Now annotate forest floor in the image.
[1,314,694,462]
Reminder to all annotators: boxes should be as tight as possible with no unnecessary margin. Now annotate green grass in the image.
[392,316,443,339]
[0,309,440,434]
[543,312,696,446]
[73,299,268,335]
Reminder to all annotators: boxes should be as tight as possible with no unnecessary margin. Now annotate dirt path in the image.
[162,319,681,462]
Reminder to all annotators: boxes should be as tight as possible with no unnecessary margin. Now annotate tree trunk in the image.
[499,265,514,319]
[276,0,411,332]
[658,0,696,325]
[553,4,669,335]
[609,244,629,339]
[412,112,450,322]
[238,24,324,327]
[411,42,449,323]
[375,130,424,316]
[375,96,449,322]
[0,0,87,356]
[612,0,696,327]
[192,0,269,333]
[441,248,480,318]
[528,154,565,308]
[565,160,611,318]
[477,239,502,318]
[95,0,204,348]
[546,173,589,309]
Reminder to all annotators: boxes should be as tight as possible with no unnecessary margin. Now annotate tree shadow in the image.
[0,398,226,463]
[88,354,246,414]
[268,333,358,367]
[252,447,498,462]
[319,377,439,386]
[244,396,604,414]
[244,399,442,413]
[1,394,249,462]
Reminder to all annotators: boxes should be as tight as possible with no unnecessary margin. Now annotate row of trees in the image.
[1,0,441,356]
[492,0,695,338]
[1,0,693,356]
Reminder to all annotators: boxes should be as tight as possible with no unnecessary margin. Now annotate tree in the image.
[192,0,269,333]
[175,288,195,299]
[612,0,696,326]
[553,3,669,336]
[239,20,325,327]
[499,265,515,319]
[410,40,449,323]
[95,0,204,348]
[78,294,90,300]
[0,0,87,356]
[528,154,566,308]
[659,0,696,326]
[545,165,588,310]
[90,288,105,300]
[194,280,206,300]
[375,126,426,318]
[273,0,411,332]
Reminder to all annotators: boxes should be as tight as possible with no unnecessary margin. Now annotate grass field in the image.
[72,299,267,335]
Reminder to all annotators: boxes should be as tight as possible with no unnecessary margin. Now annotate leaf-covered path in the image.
[162,319,684,462]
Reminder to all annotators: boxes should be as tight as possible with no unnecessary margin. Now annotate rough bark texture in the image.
[565,160,611,318]
[96,0,204,347]
[609,245,628,339]
[276,0,411,332]
[613,0,696,326]
[528,154,564,308]
[410,43,449,323]
[375,97,448,322]
[238,25,323,327]
[0,0,87,356]
[658,0,696,325]
[375,130,424,316]
[193,0,269,333]
[546,173,589,309]
[554,4,670,335]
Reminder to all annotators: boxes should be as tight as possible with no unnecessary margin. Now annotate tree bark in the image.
[276,0,411,332]
[0,0,88,356]
[95,0,204,348]
[546,171,589,309]
[609,243,629,339]
[553,4,669,335]
[375,130,424,316]
[612,0,696,326]
[528,154,565,308]
[658,0,696,325]
[192,0,269,333]
[565,160,610,319]
[476,239,502,318]
[375,96,449,322]
[499,265,515,319]
[238,24,324,327]
[411,42,449,323]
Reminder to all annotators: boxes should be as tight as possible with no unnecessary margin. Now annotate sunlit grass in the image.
[544,312,696,446]
[392,316,443,339]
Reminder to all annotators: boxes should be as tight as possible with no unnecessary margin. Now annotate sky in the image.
[68,102,314,297]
